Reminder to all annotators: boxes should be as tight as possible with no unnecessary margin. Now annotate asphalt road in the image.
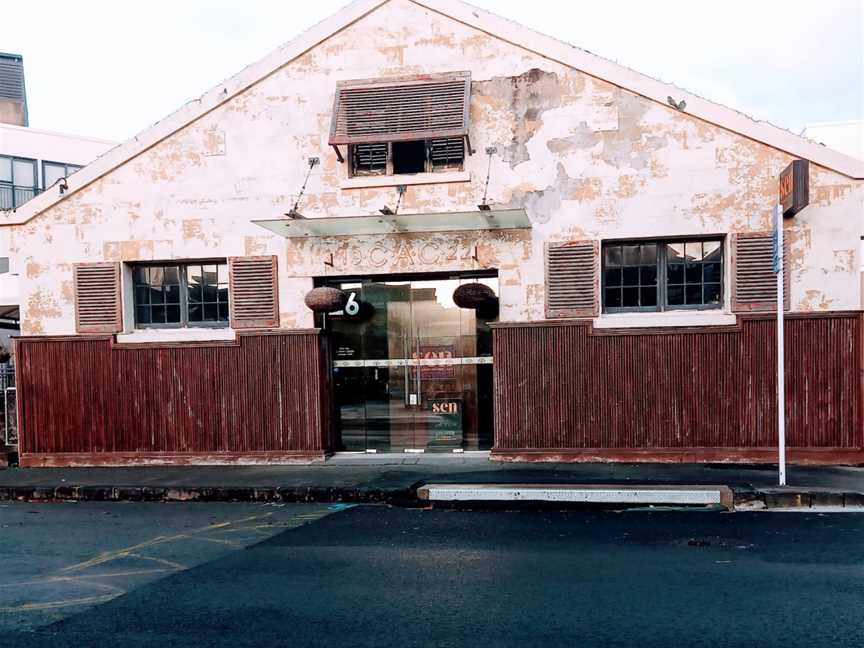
[2,503,863,647]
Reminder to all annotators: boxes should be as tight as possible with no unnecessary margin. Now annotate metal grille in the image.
[0,55,25,102]
[733,235,788,311]
[74,263,122,334]
[430,137,465,169]
[229,256,279,329]
[1,365,15,446]
[330,71,470,145]
[352,143,388,175]
[546,241,598,318]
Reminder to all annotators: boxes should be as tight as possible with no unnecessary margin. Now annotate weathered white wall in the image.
[8,0,863,336]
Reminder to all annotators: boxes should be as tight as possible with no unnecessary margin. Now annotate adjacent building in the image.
[5,0,863,467]
[0,53,116,356]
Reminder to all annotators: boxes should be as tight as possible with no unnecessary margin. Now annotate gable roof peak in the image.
[2,0,860,226]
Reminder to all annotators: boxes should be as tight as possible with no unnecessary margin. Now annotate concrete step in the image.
[417,483,734,509]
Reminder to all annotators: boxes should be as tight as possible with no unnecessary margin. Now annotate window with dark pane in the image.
[132,261,229,328]
[0,155,37,209]
[133,264,182,326]
[187,263,229,324]
[603,242,658,311]
[665,240,722,307]
[602,238,723,313]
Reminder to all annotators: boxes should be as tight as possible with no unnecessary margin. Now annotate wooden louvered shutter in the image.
[74,262,122,334]
[545,241,599,318]
[229,256,279,329]
[329,71,471,145]
[732,233,790,312]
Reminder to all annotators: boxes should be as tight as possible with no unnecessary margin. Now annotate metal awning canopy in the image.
[252,209,531,238]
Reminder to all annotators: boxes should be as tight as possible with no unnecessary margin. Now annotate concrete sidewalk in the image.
[1,455,863,509]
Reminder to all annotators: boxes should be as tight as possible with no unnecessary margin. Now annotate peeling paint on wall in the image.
[4,0,862,335]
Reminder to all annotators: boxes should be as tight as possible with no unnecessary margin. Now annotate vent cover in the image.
[229,256,279,329]
[74,263,122,334]
[732,233,790,312]
[329,71,471,146]
[545,241,599,318]
[0,54,25,102]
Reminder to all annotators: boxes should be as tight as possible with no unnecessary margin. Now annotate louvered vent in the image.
[546,241,599,318]
[430,137,465,169]
[733,234,789,312]
[229,256,279,329]
[352,143,388,175]
[330,71,470,145]
[74,263,121,334]
[0,54,26,102]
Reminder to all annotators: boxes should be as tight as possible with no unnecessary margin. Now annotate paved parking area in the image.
[0,501,347,633]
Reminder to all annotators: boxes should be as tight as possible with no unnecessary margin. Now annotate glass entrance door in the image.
[326,275,496,453]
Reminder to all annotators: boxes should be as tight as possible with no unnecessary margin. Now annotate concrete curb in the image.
[2,483,863,509]
[0,485,418,505]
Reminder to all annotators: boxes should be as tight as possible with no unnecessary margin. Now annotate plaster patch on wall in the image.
[60,280,75,305]
[25,260,46,279]
[182,219,223,247]
[787,228,812,272]
[103,240,161,262]
[202,127,227,156]
[814,184,854,206]
[797,290,835,311]
[25,288,63,332]
[472,68,562,167]
[244,236,270,256]
[833,249,855,273]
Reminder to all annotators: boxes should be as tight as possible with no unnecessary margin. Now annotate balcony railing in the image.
[0,183,39,210]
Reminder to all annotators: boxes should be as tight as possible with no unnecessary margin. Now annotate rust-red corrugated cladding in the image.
[492,313,863,461]
[15,331,330,465]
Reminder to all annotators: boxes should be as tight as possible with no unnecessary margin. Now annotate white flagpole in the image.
[775,204,787,486]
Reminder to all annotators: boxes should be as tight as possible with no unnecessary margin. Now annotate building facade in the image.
[4,0,863,466]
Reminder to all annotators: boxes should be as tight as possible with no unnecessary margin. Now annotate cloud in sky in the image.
[2,0,861,142]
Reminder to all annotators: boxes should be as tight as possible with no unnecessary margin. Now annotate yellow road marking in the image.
[0,593,120,613]
[4,507,335,616]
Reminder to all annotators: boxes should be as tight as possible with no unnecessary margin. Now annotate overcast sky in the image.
[2,0,862,142]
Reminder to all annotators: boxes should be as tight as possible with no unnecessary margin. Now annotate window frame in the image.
[347,137,465,178]
[601,237,725,314]
[41,160,83,190]
[0,155,38,209]
[131,260,230,330]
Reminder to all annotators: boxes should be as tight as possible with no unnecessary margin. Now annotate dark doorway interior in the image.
[319,272,497,453]
[391,140,427,174]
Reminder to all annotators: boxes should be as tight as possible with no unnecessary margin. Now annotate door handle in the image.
[415,336,421,407]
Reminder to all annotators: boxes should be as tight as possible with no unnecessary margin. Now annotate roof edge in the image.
[414,0,864,180]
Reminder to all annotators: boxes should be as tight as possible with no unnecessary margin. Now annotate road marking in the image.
[2,506,343,619]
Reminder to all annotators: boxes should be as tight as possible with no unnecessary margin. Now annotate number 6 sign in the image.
[344,292,360,316]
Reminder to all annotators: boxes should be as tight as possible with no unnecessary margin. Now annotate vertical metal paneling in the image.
[493,314,862,454]
[16,332,329,460]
